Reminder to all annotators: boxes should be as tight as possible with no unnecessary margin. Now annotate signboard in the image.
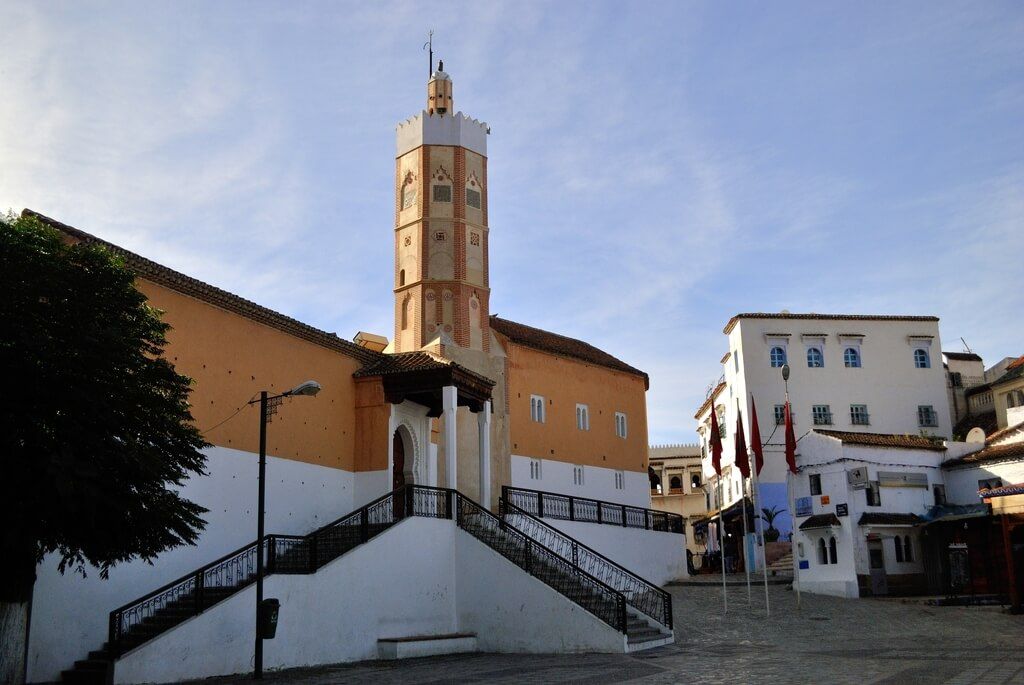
[836,503,848,517]
[878,471,928,488]
[795,496,813,517]
[820,495,830,505]
[799,560,810,570]
[847,466,868,489]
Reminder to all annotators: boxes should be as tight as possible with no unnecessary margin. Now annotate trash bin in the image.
[258,598,280,639]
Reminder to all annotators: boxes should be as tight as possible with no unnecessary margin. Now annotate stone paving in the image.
[194,584,1024,684]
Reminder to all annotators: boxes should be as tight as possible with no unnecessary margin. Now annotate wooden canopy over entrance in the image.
[353,351,494,416]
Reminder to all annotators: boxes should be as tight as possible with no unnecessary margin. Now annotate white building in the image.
[695,313,953,569]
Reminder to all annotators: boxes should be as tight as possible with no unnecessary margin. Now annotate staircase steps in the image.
[768,552,794,575]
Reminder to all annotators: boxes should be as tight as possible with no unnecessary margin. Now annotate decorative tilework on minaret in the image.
[393,66,490,354]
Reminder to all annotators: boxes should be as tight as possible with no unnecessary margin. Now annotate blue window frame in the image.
[844,347,861,368]
[914,348,930,368]
[770,346,787,367]
[807,347,824,368]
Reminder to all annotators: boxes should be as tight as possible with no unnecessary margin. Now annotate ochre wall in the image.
[138,280,378,472]
[504,341,648,473]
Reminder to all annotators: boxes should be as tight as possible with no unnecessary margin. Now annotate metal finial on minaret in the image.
[424,30,434,78]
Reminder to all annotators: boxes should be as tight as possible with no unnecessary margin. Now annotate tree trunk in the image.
[0,542,37,685]
[0,600,29,684]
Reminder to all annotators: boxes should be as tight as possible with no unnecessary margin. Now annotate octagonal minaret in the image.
[393,63,490,354]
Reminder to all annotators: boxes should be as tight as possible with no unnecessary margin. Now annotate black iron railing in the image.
[500,499,672,629]
[502,486,685,535]
[109,485,630,655]
[456,494,628,632]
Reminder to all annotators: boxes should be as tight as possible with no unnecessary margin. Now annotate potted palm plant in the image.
[758,505,784,542]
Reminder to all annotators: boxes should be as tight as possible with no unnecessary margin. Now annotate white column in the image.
[478,400,492,508]
[442,385,458,490]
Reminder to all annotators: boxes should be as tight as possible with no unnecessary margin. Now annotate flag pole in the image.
[751,445,770,616]
[718,475,728,613]
[737,399,751,604]
[782,367,802,610]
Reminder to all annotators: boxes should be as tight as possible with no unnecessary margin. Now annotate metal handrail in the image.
[500,499,672,629]
[502,486,685,535]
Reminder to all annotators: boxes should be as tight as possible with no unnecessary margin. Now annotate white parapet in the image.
[396,111,489,157]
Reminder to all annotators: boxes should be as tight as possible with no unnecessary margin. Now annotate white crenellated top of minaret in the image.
[398,63,488,157]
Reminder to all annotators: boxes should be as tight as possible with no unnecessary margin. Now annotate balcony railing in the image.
[502,486,684,534]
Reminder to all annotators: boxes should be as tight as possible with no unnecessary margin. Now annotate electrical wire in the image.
[201,393,258,434]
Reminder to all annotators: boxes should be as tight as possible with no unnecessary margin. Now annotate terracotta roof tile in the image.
[858,512,922,526]
[489,315,648,388]
[944,440,1024,468]
[992,355,1024,386]
[694,382,727,420]
[816,430,947,452]
[353,351,495,387]
[799,513,842,530]
[985,421,1024,445]
[23,209,382,365]
[724,312,939,334]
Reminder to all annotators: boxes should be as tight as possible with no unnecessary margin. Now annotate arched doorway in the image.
[392,429,406,492]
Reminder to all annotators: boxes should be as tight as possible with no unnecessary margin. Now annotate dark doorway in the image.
[393,430,406,518]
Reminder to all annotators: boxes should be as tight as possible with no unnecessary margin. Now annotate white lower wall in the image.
[517,517,687,587]
[114,518,457,684]
[27,446,385,683]
[454,529,625,654]
[510,454,651,508]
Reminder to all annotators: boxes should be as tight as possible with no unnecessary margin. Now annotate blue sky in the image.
[2,1,1021,444]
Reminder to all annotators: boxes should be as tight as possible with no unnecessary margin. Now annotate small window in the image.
[850,404,870,425]
[573,465,585,486]
[818,538,828,565]
[770,346,787,367]
[717,409,727,437]
[466,187,481,209]
[614,412,627,438]
[809,473,822,496]
[669,476,682,492]
[774,404,786,425]
[529,459,542,481]
[844,347,861,368]
[399,269,406,286]
[614,470,625,490]
[933,484,946,505]
[691,472,702,489]
[530,395,546,423]
[734,350,740,372]
[917,405,938,427]
[432,184,452,202]
[829,536,838,565]
[903,535,913,563]
[812,404,832,425]
[914,348,930,368]
[866,481,881,506]
[807,347,824,368]
[950,371,963,387]
[894,536,904,562]
[576,404,590,431]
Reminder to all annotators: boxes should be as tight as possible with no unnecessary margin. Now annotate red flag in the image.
[784,401,798,474]
[734,409,749,478]
[749,396,765,476]
[709,406,723,476]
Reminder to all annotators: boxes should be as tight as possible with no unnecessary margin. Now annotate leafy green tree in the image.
[0,212,209,681]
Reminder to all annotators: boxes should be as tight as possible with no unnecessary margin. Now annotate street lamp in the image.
[249,380,321,680]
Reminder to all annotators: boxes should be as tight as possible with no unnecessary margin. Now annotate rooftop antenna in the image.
[961,337,973,354]
[424,29,434,77]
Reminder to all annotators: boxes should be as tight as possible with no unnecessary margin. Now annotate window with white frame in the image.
[809,473,822,496]
[806,346,824,368]
[844,347,861,368]
[573,465,585,486]
[734,350,740,372]
[530,395,545,423]
[917,405,938,427]
[529,458,542,480]
[850,404,870,425]
[812,404,833,425]
[614,470,625,490]
[614,412,627,438]
[913,348,931,368]
[774,404,786,425]
[576,404,590,431]
[829,536,838,564]
[770,346,787,367]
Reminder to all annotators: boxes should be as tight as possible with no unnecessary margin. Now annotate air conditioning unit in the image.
[847,466,868,489]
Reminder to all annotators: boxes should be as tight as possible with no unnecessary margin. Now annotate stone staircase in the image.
[767,551,794,575]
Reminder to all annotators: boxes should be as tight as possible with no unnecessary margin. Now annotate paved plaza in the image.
[192,584,1024,684]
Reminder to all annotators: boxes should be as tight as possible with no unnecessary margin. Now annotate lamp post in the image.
[780,363,802,608]
[249,380,321,680]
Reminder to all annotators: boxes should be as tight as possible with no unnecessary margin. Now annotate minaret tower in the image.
[393,63,491,354]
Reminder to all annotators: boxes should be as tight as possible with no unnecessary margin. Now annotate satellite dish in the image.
[966,427,986,444]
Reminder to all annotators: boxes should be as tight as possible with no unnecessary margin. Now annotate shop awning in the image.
[857,512,922,526]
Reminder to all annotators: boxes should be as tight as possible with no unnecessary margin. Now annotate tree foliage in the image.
[0,213,209,601]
